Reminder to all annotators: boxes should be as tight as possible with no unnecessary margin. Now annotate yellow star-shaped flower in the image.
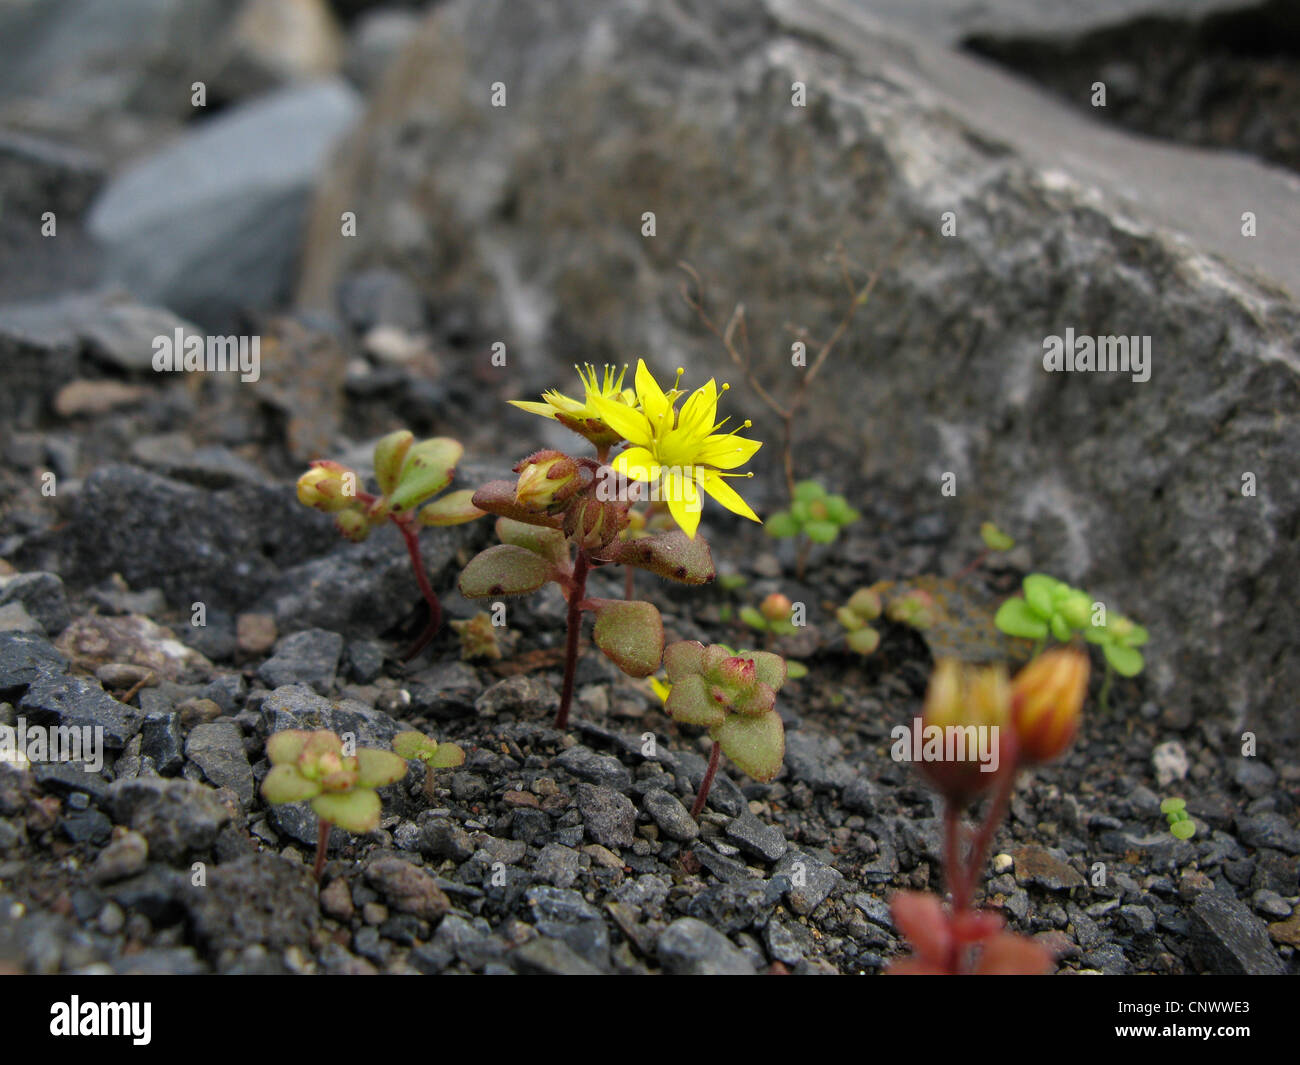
[594,359,762,538]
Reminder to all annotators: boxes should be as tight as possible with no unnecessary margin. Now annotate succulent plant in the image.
[393,730,466,800]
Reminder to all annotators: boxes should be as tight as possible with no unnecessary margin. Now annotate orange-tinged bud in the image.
[760,593,793,622]
[297,462,356,512]
[1011,648,1088,763]
[915,659,1013,803]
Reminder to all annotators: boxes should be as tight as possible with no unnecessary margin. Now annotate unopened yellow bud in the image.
[296,462,356,512]
[1011,648,1088,763]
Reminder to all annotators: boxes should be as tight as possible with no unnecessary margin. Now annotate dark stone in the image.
[1188,891,1285,975]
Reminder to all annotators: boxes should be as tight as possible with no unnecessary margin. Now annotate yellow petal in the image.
[676,380,718,438]
[634,359,674,430]
[507,399,560,419]
[697,468,761,523]
[594,394,651,446]
[611,447,661,483]
[663,468,702,538]
[696,432,762,470]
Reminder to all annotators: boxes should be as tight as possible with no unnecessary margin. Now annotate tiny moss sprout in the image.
[260,729,408,880]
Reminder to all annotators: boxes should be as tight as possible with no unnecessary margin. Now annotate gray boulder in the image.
[89,79,362,329]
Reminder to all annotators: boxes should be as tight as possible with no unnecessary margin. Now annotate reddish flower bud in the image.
[1011,648,1088,763]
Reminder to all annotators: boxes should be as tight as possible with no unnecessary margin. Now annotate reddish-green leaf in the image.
[590,599,664,678]
[712,711,785,782]
[601,530,714,585]
[459,544,554,598]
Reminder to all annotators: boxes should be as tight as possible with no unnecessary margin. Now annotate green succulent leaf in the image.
[393,731,438,760]
[804,520,839,545]
[590,599,664,678]
[311,789,382,834]
[663,640,705,682]
[665,673,726,727]
[979,521,1015,552]
[995,598,1049,640]
[390,437,463,511]
[601,530,715,585]
[355,748,409,788]
[1170,819,1195,840]
[265,729,312,766]
[764,511,799,539]
[793,480,825,503]
[1103,642,1145,677]
[261,764,321,804]
[739,606,768,630]
[458,544,555,598]
[789,500,810,524]
[418,488,484,526]
[1159,797,1186,815]
[1049,612,1072,643]
[785,660,808,679]
[824,495,855,524]
[428,742,466,769]
[847,587,882,620]
[373,430,415,497]
[712,711,785,782]
[846,627,880,655]
[836,605,864,632]
[1022,574,1057,618]
[495,517,569,567]
[1124,624,1150,648]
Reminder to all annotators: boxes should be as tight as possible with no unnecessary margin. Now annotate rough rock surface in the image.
[296,0,1299,740]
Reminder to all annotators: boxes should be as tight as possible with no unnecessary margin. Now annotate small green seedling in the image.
[886,588,936,631]
[1161,797,1196,840]
[994,573,1092,650]
[393,730,466,800]
[662,640,788,817]
[297,431,484,658]
[1085,612,1149,712]
[836,587,883,655]
[765,479,859,578]
[261,729,408,880]
[740,592,798,636]
[956,521,1016,580]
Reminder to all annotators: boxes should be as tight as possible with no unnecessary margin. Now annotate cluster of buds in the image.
[297,432,481,542]
[914,647,1089,805]
[510,449,631,552]
[663,641,788,787]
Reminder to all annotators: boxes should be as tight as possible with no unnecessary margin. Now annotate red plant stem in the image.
[690,740,722,818]
[960,762,1018,906]
[555,548,591,729]
[313,818,330,881]
[954,548,990,582]
[397,518,442,659]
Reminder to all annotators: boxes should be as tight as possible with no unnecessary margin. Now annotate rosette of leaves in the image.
[261,729,408,878]
[1161,797,1195,840]
[662,640,788,816]
[765,480,858,544]
[450,612,505,661]
[836,587,883,655]
[994,573,1092,648]
[296,430,484,658]
[459,465,714,729]
[393,730,466,799]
